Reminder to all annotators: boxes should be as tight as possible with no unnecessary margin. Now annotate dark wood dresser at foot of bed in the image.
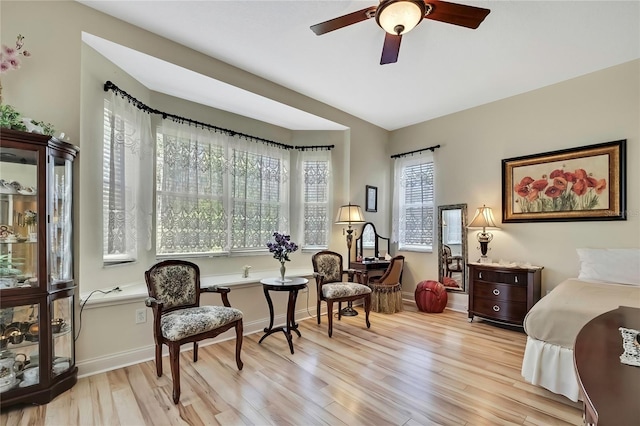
[468,263,543,326]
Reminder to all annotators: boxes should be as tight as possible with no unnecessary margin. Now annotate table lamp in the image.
[467,204,499,263]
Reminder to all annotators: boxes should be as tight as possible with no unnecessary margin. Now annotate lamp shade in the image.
[335,204,366,225]
[468,205,499,230]
[376,0,426,35]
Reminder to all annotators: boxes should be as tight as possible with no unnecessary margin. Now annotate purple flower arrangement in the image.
[266,232,298,263]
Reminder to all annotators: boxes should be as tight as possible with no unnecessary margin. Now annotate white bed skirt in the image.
[521,336,581,402]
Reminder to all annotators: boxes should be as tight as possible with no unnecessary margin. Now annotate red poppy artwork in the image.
[502,140,626,222]
[513,160,608,212]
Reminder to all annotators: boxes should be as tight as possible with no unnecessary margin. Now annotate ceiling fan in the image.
[310,0,490,65]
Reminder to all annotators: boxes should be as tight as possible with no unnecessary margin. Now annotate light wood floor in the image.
[1,304,582,425]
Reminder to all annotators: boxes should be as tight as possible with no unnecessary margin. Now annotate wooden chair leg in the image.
[317,300,322,324]
[155,342,163,377]
[327,300,333,337]
[235,320,244,370]
[168,343,181,404]
[193,342,198,362]
[338,302,342,321]
[364,295,371,329]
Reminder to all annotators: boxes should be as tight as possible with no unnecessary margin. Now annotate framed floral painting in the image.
[502,140,626,222]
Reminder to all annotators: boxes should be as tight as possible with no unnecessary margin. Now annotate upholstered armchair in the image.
[311,250,372,337]
[365,255,405,314]
[144,260,244,404]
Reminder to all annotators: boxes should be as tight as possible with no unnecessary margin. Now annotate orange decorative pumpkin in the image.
[415,280,448,313]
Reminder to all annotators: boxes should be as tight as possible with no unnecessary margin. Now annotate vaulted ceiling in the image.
[79,1,640,131]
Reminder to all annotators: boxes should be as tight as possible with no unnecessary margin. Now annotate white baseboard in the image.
[77,306,324,378]
[403,290,468,314]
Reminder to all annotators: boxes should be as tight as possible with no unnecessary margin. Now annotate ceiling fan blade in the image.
[381,33,402,65]
[310,6,377,35]
[424,0,490,29]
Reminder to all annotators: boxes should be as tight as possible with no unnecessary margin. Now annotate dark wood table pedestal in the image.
[259,277,308,354]
[574,306,640,426]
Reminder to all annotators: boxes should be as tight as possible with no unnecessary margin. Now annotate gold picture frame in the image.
[502,140,626,222]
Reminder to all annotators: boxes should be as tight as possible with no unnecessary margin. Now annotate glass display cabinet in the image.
[0,128,79,408]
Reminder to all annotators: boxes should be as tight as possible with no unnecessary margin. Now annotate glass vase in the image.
[279,261,286,282]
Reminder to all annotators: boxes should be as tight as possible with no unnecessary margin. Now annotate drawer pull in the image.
[493,305,500,312]
[515,276,518,283]
[493,288,500,296]
[479,272,483,279]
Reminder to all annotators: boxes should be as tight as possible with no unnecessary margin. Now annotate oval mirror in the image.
[437,204,467,292]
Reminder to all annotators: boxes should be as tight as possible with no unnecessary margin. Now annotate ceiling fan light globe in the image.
[376,0,425,35]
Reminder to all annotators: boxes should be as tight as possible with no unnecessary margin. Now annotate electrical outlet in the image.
[135,308,147,324]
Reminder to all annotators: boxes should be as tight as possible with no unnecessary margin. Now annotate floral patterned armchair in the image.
[312,250,372,337]
[144,260,243,404]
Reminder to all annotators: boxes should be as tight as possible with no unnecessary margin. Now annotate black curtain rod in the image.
[296,145,335,151]
[390,144,441,159]
[103,81,334,152]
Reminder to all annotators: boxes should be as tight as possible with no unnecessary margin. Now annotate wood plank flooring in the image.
[1,304,582,425]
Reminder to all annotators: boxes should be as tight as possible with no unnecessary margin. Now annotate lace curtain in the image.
[156,120,290,255]
[296,149,332,247]
[391,152,435,251]
[156,121,230,254]
[229,137,290,250]
[102,93,153,262]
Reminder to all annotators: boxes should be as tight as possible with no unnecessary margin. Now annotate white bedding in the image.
[521,278,640,401]
[521,336,580,401]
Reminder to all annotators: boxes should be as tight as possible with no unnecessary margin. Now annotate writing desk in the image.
[349,260,391,283]
[343,260,390,316]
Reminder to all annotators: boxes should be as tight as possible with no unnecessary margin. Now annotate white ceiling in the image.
[79,1,640,131]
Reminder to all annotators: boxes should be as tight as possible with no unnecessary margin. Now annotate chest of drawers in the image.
[468,263,542,326]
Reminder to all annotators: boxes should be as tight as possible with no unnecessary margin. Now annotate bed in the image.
[521,248,640,402]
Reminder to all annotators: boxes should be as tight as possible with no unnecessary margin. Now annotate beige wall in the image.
[391,60,640,310]
[2,1,389,374]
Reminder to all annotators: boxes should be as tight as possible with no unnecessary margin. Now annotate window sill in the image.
[80,267,314,309]
[398,247,433,253]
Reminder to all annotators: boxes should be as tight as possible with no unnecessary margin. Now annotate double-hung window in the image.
[297,150,332,249]
[392,153,435,252]
[155,121,290,256]
[102,95,153,264]
[230,141,289,251]
[156,123,229,255]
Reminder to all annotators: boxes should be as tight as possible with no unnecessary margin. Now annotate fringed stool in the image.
[366,255,405,314]
[371,281,404,313]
